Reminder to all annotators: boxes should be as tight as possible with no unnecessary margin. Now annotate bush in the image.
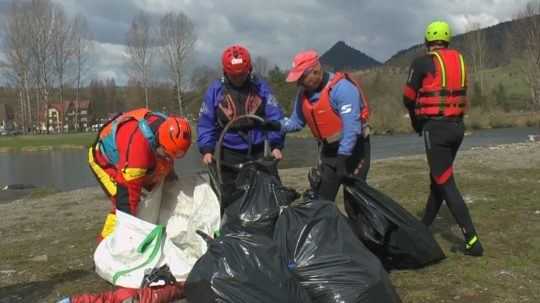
[465,108,491,130]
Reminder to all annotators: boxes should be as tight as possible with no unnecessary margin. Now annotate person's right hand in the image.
[202,153,213,165]
[408,109,422,136]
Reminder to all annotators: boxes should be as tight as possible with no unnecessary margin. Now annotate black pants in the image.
[318,135,371,201]
[421,119,478,238]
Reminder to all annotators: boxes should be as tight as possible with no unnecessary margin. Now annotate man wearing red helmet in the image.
[88,108,192,239]
[197,44,285,208]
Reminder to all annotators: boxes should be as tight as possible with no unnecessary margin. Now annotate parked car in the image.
[0,128,22,136]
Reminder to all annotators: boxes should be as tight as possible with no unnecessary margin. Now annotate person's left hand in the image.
[271,149,283,160]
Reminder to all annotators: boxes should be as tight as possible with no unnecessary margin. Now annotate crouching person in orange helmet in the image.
[88,108,192,241]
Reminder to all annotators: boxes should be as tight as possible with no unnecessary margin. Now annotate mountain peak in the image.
[320,41,381,71]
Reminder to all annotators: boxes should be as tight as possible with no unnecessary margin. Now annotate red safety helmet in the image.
[222,44,252,76]
[158,116,192,159]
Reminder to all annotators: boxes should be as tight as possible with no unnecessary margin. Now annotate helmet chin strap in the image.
[156,146,170,160]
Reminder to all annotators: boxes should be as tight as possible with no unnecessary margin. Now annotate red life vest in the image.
[416,49,467,117]
[301,72,369,143]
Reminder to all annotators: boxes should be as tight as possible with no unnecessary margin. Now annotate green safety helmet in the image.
[425,21,452,43]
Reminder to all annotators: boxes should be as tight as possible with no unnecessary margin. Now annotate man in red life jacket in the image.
[88,108,192,240]
[402,21,483,256]
[262,50,371,201]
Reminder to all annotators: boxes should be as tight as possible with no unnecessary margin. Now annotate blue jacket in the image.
[197,76,285,154]
[280,73,363,156]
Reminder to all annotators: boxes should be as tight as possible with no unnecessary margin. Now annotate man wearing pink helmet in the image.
[261,50,370,201]
[196,44,285,209]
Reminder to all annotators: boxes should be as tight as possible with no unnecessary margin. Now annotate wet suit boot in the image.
[464,234,484,257]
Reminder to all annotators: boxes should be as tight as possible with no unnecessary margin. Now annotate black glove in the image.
[408,109,422,136]
[259,120,282,132]
[336,154,349,181]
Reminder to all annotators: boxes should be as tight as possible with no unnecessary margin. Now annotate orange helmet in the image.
[158,116,192,159]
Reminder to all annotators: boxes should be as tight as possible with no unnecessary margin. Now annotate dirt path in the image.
[1,142,539,302]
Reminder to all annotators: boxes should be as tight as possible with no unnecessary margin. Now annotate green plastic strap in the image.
[112,224,165,284]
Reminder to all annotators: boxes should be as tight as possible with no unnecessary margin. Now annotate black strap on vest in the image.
[418,89,466,98]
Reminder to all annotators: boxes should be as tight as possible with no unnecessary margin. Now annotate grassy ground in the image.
[369,146,540,303]
[284,143,540,302]
[0,133,96,151]
[0,142,539,302]
[1,110,539,151]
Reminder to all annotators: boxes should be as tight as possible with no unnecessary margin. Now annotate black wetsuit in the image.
[403,52,479,246]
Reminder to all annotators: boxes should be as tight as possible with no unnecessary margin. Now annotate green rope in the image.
[112,224,165,284]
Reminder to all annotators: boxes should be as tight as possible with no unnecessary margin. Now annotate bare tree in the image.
[253,56,270,78]
[28,0,64,133]
[1,1,34,133]
[127,11,155,109]
[2,0,92,133]
[72,14,93,131]
[159,11,196,115]
[465,22,488,93]
[191,65,220,89]
[51,8,75,132]
[512,1,540,109]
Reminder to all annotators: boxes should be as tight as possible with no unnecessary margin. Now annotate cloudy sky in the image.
[0,0,533,85]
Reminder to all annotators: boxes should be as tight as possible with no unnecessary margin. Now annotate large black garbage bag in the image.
[274,199,401,303]
[218,160,298,237]
[185,232,312,303]
[343,177,446,270]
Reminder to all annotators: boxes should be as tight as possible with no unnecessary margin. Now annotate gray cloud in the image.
[0,0,532,84]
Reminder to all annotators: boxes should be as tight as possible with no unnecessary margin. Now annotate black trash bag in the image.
[274,199,401,303]
[219,159,298,237]
[343,176,446,270]
[185,232,312,303]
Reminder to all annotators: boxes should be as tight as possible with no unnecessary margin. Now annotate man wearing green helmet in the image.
[402,21,483,256]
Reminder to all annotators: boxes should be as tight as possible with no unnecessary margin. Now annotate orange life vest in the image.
[91,108,172,191]
[301,72,369,143]
[97,108,167,165]
[416,49,467,117]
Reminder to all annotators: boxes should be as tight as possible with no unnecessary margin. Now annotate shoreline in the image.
[1,125,538,153]
[1,141,537,200]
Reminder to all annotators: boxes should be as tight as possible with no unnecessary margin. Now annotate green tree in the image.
[89,79,107,122]
[470,81,488,109]
[266,66,297,114]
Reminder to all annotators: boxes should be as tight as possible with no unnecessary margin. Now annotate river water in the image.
[0,127,537,192]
